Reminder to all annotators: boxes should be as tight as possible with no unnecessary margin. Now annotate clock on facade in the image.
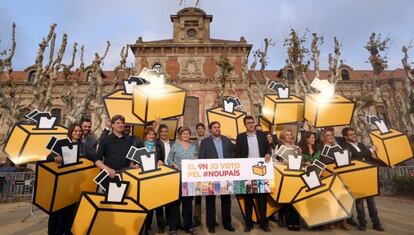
[187,29,197,38]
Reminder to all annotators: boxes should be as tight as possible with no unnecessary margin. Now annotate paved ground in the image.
[0,196,413,235]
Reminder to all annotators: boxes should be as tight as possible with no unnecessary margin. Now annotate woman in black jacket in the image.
[47,122,84,235]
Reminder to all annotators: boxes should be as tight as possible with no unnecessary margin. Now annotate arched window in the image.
[28,71,36,83]
[341,69,350,80]
[152,63,163,74]
[51,108,62,125]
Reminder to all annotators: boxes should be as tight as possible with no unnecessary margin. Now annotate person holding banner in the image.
[235,116,272,232]
[193,122,207,227]
[199,121,236,233]
[340,127,385,232]
[167,127,198,235]
[47,122,84,235]
[278,128,301,231]
[139,127,166,235]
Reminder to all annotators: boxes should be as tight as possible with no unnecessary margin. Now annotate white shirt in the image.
[162,139,171,163]
[247,132,260,158]
[347,141,361,152]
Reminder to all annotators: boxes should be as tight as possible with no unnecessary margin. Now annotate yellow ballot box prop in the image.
[271,164,305,203]
[72,192,147,235]
[122,165,180,210]
[237,195,280,223]
[206,107,246,141]
[4,124,68,165]
[304,94,355,127]
[325,160,378,199]
[262,95,304,124]
[103,90,144,125]
[132,84,186,123]
[369,129,413,166]
[33,158,100,214]
[292,174,354,228]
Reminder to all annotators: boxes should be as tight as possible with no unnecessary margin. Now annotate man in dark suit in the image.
[340,127,385,232]
[193,122,206,226]
[199,121,236,233]
[235,116,272,232]
[80,117,98,161]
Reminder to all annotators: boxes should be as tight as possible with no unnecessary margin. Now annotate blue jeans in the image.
[356,197,380,226]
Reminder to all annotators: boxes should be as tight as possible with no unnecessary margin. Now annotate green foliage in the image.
[393,174,414,197]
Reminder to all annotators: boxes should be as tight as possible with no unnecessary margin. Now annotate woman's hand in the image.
[172,163,179,169]
[305,161,312,167]
[157,160,164,167]
[54,155,63,164]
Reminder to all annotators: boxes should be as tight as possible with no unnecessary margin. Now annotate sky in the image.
[1,0,413,71]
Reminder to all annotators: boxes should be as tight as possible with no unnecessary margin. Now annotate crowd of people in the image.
[46,115,385,235]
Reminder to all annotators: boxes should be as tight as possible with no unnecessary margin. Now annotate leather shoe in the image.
[244,226,252,232]
[224,224,236,232]
[373,224,385,232]
[260,226,271,232]
[208,228,215,233]
[358,224,366,231]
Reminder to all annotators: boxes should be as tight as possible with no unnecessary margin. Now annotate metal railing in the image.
[379,166,414,194]
[0,172,35,203]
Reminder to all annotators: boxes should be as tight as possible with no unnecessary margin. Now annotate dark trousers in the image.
[244,194,268,228]
[194,196,202,222]
[206,195,232,229]
[144,207,165,230]
[283,205,300,227]
[166,196,194,231]
[48,204,77,235]
[356,197,380,226]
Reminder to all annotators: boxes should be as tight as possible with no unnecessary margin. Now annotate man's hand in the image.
[107,168,117,178]
[157,160,164,167]
[265,154,271,163]
[371,145,378,152]
[54,155,63,164]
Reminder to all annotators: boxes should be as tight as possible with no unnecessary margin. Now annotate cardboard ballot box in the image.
[252,163,267,176]
[369,129,413,167]
[4,124,68,165]
[237,195,280,223]
[133,84,186,123]
[292,174,354,228]
[304,94,355,127]
[33,158,100,214]
[262,95,304,124]
[271,164,305,204]
[206,107,246,141]
[122,165,180,210]
[71,192,147,235]
[325,160,378,199]
[103,90,144,125]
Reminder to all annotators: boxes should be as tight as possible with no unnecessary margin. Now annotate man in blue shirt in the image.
[199,121,235,233]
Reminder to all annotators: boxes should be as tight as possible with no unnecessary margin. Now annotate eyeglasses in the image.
[245,122,255,125]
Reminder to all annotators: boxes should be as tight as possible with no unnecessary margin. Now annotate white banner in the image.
[181,158,275,196]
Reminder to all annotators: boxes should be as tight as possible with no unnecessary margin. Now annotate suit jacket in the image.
[199,135,234,159]
[235,131,271,159]
[340,141,385,166]
[156,139,174,162]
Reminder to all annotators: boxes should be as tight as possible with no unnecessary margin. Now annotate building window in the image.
[152,63,163,74]
[341,69,350,80]
[28,71,36,83]
[286,69,294,80]
[51,108,62,125]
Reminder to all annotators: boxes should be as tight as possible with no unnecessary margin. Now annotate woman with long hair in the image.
[299,132,321,166]
[166,127,198,235]
[277,128,301,231]
[47,122,84,235]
